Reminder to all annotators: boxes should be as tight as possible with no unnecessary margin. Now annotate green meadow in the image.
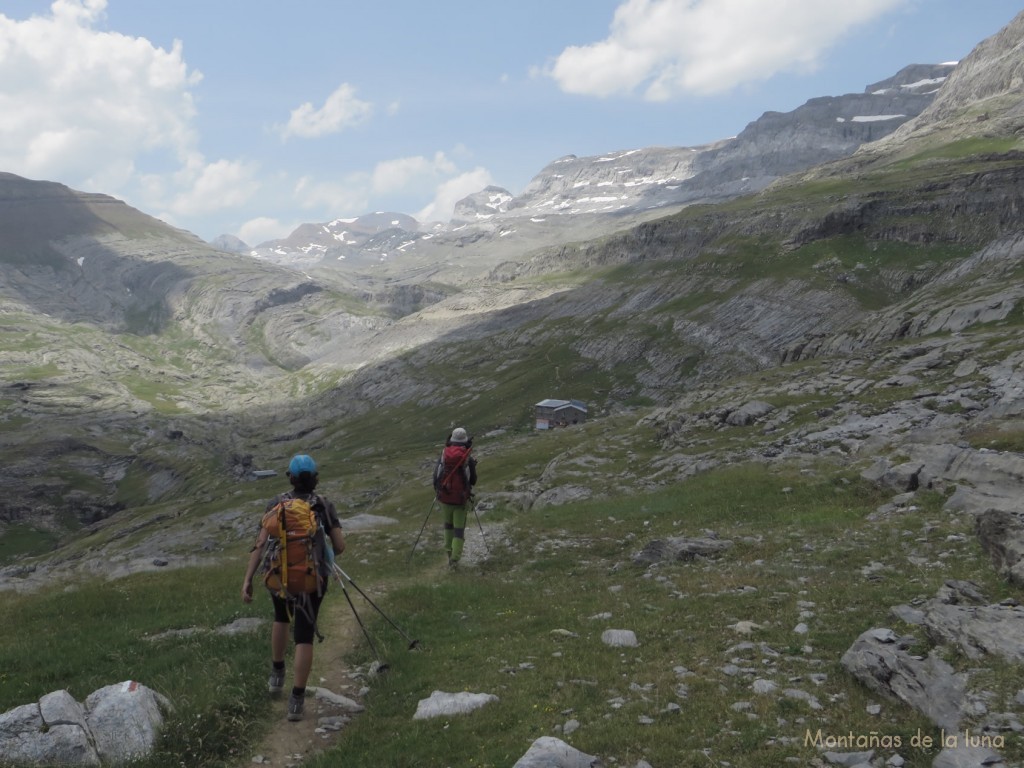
[2,452,1020,768]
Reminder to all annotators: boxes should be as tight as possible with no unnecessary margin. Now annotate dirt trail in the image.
[241,593,365,768]
[236,523,501,767]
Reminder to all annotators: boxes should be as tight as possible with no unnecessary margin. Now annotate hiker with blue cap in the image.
[241,453,346,721]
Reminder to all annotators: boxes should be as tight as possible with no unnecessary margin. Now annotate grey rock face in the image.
[921,602,1024,662]
[976,510,1024,586]
[0,681,171,767]
[683,64,952,199]
[881,10,1024,140]
[86,682,171,765]
[840,629,967,732]
[2,692,97,767]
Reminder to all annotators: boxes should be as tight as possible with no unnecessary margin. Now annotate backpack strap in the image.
[276,501,289,594]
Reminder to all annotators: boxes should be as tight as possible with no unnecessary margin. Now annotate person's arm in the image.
[327,500,347,556]
[329,526,346,558]
[241,527,270,603]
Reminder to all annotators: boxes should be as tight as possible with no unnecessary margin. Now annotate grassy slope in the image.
[3,143,1024,766]
[2,440,1023,768]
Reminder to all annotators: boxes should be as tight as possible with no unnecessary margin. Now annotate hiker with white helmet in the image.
[241,453,346,721]
[432,427,478,569]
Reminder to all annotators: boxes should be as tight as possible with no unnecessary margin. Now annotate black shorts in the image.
[271,591,325,644]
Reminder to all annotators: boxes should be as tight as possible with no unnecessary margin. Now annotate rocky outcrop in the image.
[876,11,1024,146]
[0,681,170,767]
[842,580,1024,767]
[678,64,953,204]
[841,628,967,732]
[862,443,1024,516]
[976,510,1024,587]
[921,601,1024,662]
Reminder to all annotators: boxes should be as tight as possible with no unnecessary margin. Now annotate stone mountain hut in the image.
[534,399,588,429]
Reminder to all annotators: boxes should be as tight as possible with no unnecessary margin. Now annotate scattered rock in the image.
[728,620,763,635]
[412,690,498,720]
[725,400,776,426]
[312,687,364,712]
[823,750,874,767]
[931,744,1005,767]
[632,535,733,565]
[512,736,602,768]
[601,629,639,648]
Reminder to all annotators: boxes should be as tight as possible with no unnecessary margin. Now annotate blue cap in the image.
[288,454,317,475]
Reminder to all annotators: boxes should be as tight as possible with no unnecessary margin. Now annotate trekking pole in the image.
[331,562,421,650]
[471,496,489,556]
[407,498,436,562]
[331,567,389,672]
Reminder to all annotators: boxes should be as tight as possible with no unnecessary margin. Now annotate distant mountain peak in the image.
[223,60,960,272]
[451,186,514,224]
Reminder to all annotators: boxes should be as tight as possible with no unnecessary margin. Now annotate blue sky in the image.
[0,1,1019,245]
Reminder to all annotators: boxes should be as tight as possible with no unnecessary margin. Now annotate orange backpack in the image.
[259,496,326,597]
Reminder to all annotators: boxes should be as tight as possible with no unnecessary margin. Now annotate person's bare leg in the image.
[293,643,314,688]
[271,621,289,663]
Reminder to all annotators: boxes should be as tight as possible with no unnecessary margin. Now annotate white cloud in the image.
[293,175,369,214]
[167,157,262,216]
[416,168,495,223]
[238,216,297,247]
[0,0,202,182]
[280,83,373,140]
[372,152,457,195]
[547,0,908,100]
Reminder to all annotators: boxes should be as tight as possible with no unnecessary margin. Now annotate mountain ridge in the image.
[240,62,955,279]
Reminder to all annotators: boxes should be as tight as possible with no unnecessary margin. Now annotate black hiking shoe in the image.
[287,692,305,721]
[268,667,285,695]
